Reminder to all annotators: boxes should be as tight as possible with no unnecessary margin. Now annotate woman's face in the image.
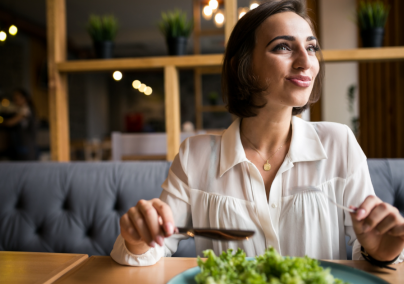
[251,12,320,112]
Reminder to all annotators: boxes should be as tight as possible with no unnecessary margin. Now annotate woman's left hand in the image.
[350,195,404,261]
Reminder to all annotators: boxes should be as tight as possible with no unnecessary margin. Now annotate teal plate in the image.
[167,260,388,284]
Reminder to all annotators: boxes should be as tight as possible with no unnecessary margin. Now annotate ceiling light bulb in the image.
[209,0,219,11]
[238,7,248,20]
[113,71,122,81]
[203,5,213,20]
[0,31,7,41]
[214,11,225,27]
[132,80,141,89]
[250,2,259,10]
[144,87,152,96]
[139,84,146,93]
[9,25,18,36]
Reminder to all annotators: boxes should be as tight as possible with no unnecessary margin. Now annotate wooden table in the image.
[0,251,88,284]
[54,256,404,284]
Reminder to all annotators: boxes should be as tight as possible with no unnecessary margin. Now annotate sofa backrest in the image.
[368,159,404,216]
[0,162,171,256]
[1,159,403,258]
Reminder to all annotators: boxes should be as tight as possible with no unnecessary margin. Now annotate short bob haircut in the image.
[222,0,324,117]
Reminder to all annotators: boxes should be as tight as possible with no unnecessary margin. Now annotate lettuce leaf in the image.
[195,247,348,284]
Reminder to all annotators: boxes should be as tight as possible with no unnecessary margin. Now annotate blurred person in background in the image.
[3,89,38,160]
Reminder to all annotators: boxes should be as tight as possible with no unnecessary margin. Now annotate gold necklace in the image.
[241,132,289,171]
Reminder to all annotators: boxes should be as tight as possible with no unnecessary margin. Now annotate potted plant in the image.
[87,15,118,59]
[357,1,389,48]
[158,9,193,56]
[208,91,219,105]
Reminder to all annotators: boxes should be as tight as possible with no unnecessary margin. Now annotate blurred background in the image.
[0,0,402,162]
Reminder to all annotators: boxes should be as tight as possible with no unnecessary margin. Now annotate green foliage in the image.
[357,1,390,30]
[195,248,349,284]
[158,9,193,38]
[209,91,219,105]
[87,14,118,42]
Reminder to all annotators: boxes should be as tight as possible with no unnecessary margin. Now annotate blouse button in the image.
[271,203,277,208]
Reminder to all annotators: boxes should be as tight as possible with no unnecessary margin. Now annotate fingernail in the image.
[164,222,174,235]
[356,209,366,221]
[156,235,164,246]
[149,241,156,248]
[362,224,370,233]
[349,205,358,212]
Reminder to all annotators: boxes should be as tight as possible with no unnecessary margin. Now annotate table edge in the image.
[34,254,89,284]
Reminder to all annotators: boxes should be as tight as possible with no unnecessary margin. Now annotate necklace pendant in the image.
[264,160,271,171]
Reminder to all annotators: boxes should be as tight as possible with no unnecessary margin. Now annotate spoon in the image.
[290,186,357,213]
[175,227,255,241]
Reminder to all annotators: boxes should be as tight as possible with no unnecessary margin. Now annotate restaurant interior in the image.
[0,0,403,283]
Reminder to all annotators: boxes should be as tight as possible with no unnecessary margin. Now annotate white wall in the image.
[320,0,359,129]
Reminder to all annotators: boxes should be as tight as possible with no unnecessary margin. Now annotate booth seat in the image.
[0,159,403,259]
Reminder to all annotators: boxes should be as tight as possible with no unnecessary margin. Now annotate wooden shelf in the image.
[322,46,404,62]
[57,54,223,73]
[57,47,404,73]
[201,105,227,112]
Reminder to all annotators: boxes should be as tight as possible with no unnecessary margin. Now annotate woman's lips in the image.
[286,76,312,87]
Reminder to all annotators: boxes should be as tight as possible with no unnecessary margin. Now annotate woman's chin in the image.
[289,99,309,109]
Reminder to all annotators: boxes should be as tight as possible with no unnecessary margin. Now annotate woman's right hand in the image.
[120,198,175,255]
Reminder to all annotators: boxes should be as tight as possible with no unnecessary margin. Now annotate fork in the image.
[290,186,357,213]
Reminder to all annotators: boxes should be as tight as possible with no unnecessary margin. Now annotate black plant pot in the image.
[93,41,114,59]
[360,28,385,48]
[166,37,188,56]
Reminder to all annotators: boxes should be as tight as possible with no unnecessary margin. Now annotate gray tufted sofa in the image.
[0,161,195,257]
[0,159,403,259]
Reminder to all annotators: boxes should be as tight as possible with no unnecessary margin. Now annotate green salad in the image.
[195,248,348,284]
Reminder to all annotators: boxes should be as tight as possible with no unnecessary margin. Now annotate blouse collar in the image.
[219,116,328,177]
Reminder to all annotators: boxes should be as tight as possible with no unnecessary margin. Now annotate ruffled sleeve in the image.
[110,139,193,266]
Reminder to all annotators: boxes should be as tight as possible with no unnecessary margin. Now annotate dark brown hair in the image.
[222,0,324,117]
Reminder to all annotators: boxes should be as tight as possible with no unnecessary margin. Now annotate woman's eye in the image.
[273,44,290,51]
[307,45,319,52]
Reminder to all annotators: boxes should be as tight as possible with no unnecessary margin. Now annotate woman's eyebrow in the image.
[266,35,317,47]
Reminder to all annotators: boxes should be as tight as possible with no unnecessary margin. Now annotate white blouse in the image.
[111,116,404,266]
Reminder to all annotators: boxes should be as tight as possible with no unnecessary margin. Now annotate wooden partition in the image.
[357,0,404,158]
[164,66,181,161]
[47,0,70,161]
[46,0,404,161]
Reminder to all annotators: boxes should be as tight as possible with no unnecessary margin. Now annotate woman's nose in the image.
[292,47,311,70]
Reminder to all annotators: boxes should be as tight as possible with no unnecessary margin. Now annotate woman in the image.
[4,89,37,160]
[111,0,404,266]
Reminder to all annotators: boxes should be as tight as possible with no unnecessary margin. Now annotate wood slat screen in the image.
[358,0,404,158]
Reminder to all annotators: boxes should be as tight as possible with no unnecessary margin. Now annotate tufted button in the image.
[114,198,123,212]
[86,227,93,237]
[36,226,43,235]
[15,196,24,209]
[62,199,70,210]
